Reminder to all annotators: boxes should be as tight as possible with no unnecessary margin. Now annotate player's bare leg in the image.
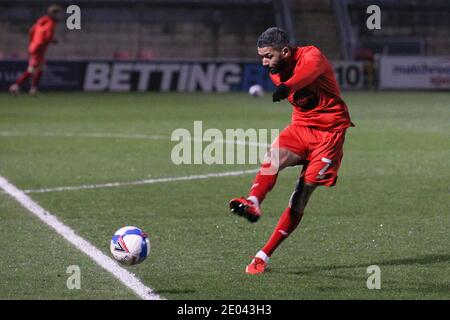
[229,148,302,222]
[246,175,317,274]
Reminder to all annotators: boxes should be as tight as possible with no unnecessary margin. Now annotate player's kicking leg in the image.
[229,148,302,223]
[245,128,346,274]
[246,175,316,274]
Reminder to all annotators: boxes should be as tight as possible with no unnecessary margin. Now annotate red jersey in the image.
[270,46,352,131]
[28,15,56,54]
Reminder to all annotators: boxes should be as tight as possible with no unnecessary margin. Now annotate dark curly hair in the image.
[257,27,289,49]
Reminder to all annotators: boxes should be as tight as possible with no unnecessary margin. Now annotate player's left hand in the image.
[272,84,289,102]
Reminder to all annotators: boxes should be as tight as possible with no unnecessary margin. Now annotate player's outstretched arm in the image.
[283,53,326,92]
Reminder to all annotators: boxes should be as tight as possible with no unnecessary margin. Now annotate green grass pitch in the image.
[0,91,449,299]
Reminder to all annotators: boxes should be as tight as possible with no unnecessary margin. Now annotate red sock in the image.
[261,207,304,257]
[15,71,32,86]
[248,162,278,204]
[32,70,43,88]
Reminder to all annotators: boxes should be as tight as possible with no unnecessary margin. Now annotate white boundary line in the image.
[0,131,271,148]
[24,169,259,194]
[0,131,167,141]
[0,175,163,300]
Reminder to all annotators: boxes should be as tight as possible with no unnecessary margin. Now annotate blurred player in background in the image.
[9,4,62,96]
[229,27,353,274]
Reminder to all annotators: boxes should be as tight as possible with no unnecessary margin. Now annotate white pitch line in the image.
[0,175,163,300]
[0,131,271,148]
[0,131,167,141]
[24,169,259,194]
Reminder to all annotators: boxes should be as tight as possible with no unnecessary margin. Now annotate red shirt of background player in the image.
[270,46,352,131]
[28,15,57,66]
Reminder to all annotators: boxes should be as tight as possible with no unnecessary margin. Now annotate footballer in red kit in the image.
[9,5,62,96]
[229,27,353,274]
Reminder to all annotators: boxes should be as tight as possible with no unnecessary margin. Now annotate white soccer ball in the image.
[110,226,150,265]
[248,84,264,97]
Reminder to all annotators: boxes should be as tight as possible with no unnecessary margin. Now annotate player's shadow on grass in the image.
[281,253,450,276]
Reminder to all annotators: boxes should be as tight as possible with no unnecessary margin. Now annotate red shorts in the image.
[273,124,346,187]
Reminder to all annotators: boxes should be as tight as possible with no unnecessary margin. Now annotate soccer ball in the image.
[110,226,150,265]
[249,84,264,97]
